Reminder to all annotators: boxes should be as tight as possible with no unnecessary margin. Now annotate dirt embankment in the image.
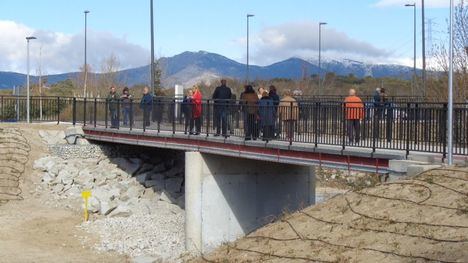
[198,167,468,263]
[0,124,127,263]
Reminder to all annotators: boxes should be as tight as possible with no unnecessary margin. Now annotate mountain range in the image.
[0,51,416,89]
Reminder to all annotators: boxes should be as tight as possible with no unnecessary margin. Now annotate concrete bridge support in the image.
[185,151,315,254]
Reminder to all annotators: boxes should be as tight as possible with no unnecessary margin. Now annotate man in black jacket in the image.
[212,79,232,137]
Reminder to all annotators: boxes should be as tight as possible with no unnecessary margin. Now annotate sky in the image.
[0,0,457,74]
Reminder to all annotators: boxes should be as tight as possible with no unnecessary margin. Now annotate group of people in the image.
[106,80,392,145]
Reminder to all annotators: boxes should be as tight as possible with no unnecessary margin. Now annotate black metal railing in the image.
[1,95,467,157]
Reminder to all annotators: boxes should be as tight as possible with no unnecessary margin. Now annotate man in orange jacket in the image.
[344,89,364,144]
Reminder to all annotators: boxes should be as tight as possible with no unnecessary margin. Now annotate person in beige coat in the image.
[278,90,299,141]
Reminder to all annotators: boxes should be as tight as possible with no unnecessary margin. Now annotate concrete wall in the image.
[185,151,315,253]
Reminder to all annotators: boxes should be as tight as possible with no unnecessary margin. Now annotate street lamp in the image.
[447,0,454,165]
[421,0,426,97]
[150,0,155,95]
[26,36,37,123]
[405,3,416,96]
[83,10,90,98]
[318,22,327,95]
[246,14,254,83]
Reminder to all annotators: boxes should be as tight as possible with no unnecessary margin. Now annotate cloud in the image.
[247,21,390,65]
[374,0,462,8]
[0,20,149,74]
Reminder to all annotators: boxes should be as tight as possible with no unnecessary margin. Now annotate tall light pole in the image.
[447,0,454,165]
[26,36,37,123]
[246,14,254,83]
[421,0,426,97]
[318,22,327,95]
[150,0,155,95]
[405,3,416,96]
[83,10,90,98]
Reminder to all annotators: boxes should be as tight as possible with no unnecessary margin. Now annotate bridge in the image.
[2,95,468,252]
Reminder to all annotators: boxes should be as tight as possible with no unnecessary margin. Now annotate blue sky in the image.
[0,0,454,73]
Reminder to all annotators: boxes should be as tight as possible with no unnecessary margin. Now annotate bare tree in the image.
[429,0,467,101]
[97,53,121,97]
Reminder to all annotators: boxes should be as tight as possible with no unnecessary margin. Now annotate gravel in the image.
[81,203,185,262]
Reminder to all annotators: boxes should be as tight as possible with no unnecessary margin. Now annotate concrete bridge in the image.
[2,96,468,253]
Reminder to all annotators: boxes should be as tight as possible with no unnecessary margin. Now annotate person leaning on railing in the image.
[279,90,299,141]
[140,86,153,128]
[182,89,194,134]
[344,88,364,144]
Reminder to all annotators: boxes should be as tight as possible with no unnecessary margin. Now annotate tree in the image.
[97,53,121,97]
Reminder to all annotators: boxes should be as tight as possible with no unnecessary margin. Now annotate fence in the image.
[1,95,467,157]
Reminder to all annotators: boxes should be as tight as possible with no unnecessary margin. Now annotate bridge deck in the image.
[83,125,443,174]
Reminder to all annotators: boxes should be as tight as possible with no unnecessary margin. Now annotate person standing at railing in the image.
[107,86,120,128]
[192,86,203,135]
[344,88,364,144]
[240,85,259,140]
[269,85,281,138]
[258,91,275,142]
[212,79,232,137]
[182,89,194,134]
[140,86,153,128]
[382,89,394,143]
[279,90,299,141]
[120,87,133,126]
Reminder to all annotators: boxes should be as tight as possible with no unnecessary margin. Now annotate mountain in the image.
[0,51,416,89]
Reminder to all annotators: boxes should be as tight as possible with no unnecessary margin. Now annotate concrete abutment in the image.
[185,151,315,253]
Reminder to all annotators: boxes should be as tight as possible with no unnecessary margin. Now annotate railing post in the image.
[405,103,411,157]
[129,99,133,131]
[206,100,210,137]
[314,102,319,147]
[105,99,108,129]
[442,103,448,161]
[116,99,120,130]
[172,99,176,134]
[289,101,293,145]
[56,96,60,124]
[372,105,377,153]
[72,97,77,125]
[83,98,87,126]
[1,96,4,122]
[342,102,346,151]
[93,98,97,128]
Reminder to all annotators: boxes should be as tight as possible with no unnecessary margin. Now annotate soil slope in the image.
[199,167,468,263]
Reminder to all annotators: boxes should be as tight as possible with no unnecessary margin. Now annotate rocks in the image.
[39,130,66,145]
[111,157,142,175]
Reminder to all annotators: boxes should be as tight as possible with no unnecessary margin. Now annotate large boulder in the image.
[38,130,66,145]
[110,157,142,175]
[165,177,184,193]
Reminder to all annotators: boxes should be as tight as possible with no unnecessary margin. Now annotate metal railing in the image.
[1,95,467,157]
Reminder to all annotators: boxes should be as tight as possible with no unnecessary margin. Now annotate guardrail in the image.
[1,96,467,157]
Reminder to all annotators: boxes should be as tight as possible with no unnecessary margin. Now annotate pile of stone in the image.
[34,152,185,217]
[34,129,187,261]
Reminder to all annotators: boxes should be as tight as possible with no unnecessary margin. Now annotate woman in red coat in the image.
[191,86,203,135]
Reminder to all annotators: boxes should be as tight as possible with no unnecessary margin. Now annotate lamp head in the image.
[319,22,327,26]
[26,36,37,40]
[247,14,254,18]
[405,3,415,7]
[84,10,90,14]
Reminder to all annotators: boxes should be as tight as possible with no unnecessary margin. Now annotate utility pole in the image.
[318,22,327,95]
[421,0,426,97]
[150,0,155,95]
[83,10,90,98]
[447,0,454,165]
[246,14,254,83]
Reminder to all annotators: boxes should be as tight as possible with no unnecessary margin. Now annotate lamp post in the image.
[405,3,416,96]
[150,0,155,95]
[421,0,426,97]
[447,0,454,165]
[83,10,90,98]
[246,14,254,83]
[318,22,327,95]
[26,36,37,123]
